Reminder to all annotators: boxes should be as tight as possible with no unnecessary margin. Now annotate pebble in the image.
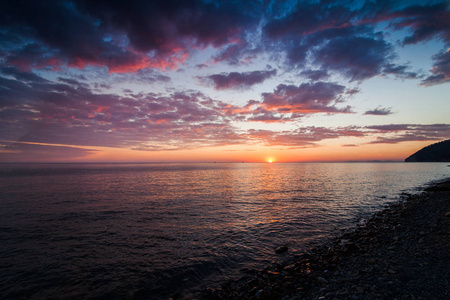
[317,277,328,284]
[275,245,289,254]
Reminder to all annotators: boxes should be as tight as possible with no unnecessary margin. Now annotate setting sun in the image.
[268,159,274,163]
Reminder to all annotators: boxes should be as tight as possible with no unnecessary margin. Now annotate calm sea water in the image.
[0,163,448,299]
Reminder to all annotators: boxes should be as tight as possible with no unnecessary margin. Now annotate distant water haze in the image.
[0,163,448,299]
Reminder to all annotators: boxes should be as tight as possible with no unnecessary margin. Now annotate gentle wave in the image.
[0,163,448,299]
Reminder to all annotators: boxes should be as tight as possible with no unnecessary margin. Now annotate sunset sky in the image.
[0,0,449,163]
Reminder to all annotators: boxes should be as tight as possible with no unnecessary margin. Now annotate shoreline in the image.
[200,178,450,300]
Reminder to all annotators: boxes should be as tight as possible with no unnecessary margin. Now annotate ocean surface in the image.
[0,162,448,299]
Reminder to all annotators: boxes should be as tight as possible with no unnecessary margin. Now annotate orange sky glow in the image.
[0,140,435,163]
[0,1,448,163]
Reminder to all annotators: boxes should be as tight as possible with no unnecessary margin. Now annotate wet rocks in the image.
[317,277,328,284]
[275,245,289,254]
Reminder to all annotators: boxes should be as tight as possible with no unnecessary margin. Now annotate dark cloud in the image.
[264,7,390,81]
[0,0,448,86]
[261,0,449,84]
[76,0,257,51]
[364,106,394,116]
[390,2,450,46]
[313,36,394,82]
[366,124,411,132]
[345,88,360,95]
[199,69,277,90]
[0,0,258,72]
[420,49,450,86]
[211,40,259,65]
[299,69,330,81]
[1,66,49,83]
[383,63,421,79]
[263,2,352,40]
[261,81,352,114]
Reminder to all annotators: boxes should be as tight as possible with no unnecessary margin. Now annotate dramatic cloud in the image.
[0,1,448,161]
[1,0,448,83]
[313,36,394,82]
[382,64,421,79]
[364,106,394,116]
[262,2,395,81]
[263,2,352,40]
[199,69,277,90]
[261,82,352,114]
[389,2,450,46]
[299,69,330,81]
[0,67,244,150]
[0,0,257,72]
[262,0,449,83]
[211,40,260,65]
[421,48,450,86]
[210,81,354,124]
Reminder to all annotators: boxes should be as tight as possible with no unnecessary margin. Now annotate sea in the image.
[0,162,448,299]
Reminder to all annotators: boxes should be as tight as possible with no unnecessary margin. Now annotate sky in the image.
[0,0,449,163]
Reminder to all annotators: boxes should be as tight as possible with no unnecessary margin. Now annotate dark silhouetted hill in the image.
[405,140,450,162]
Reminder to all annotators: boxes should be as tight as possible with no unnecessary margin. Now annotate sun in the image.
[267,158,274,163]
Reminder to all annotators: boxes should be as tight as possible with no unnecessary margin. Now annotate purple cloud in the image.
[245,124,450,148]
[0,67,245,150]
[246,126,366,148]
[0,0,258,72]
[261,0,449,84]
[313,36,394,82]
[383,63,421,79]
[389,3,450,46]
[364,106,394,116]
[263,2,388,79]
[0,0,448,86]
[1,64,448,158]
[214,82,354,124]
[300,69,330,81]
[199,69,277,90]
[264,2,352,40]
[261,82,352,114]
[420,49,450,86]
[366,124,450,144]
[211,40,259,65]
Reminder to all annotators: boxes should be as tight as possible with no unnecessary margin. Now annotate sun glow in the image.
[267,158,274,163]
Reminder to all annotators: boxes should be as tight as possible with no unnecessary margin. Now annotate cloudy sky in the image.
[0,0,449,162]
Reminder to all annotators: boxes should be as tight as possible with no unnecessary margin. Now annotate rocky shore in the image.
[201,178,450,300]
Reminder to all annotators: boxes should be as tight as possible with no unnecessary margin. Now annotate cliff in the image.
[405,139,450,162]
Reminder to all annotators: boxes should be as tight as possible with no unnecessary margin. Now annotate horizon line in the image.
[0,160,412,164]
